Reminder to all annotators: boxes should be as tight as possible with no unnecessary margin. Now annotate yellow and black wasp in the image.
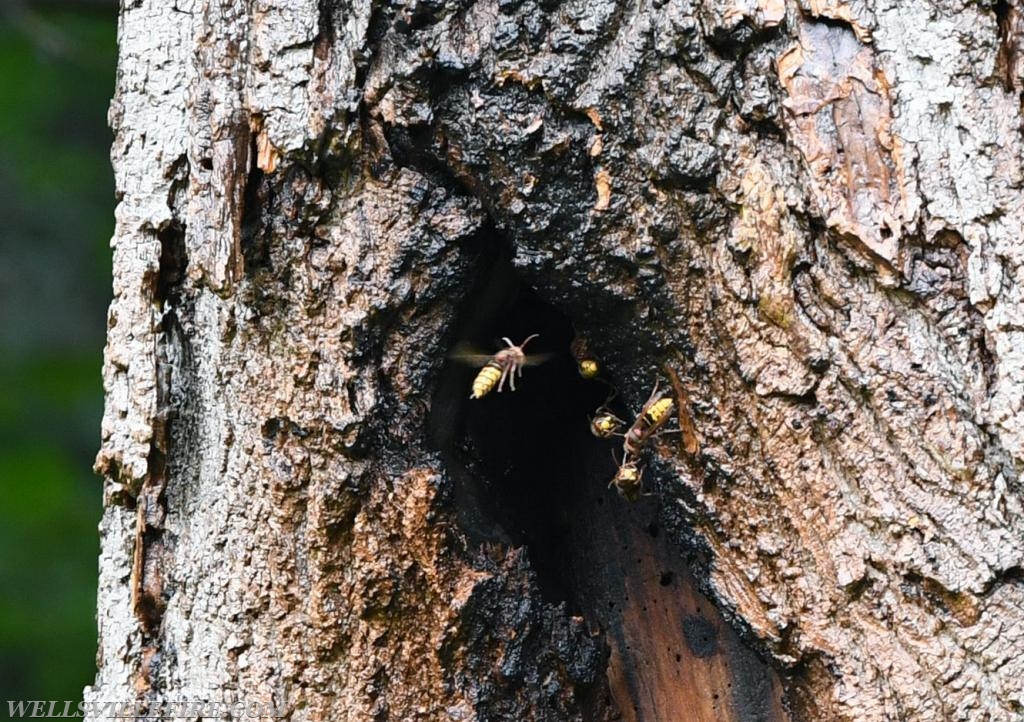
[454,334,544,399]
[622,382,675,458]
[610,456,643,501]
[570,333,601,380]
[601,381,678,501]
[589,390,626,439]
[590,408,625,439]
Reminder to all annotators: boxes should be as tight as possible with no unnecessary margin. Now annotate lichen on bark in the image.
[91,0,1024,720]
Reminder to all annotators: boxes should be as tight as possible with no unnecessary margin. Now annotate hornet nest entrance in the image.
[429,243,789,722]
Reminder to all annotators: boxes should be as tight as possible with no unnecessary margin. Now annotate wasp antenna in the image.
[501,337,515,348]
[519,333,540,349]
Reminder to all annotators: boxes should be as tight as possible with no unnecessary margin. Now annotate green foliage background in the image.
[0,5,115,706]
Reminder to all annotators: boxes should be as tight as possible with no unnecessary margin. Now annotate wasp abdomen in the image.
[471,362,504,399]
[578,358,600,379]
[644,398,674,428]
[623,389,675,457]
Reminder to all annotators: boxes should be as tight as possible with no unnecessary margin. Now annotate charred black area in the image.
[682,615,718,658]
[240,139,270,275]
[429,240,786,721]
[155,222,187,307]
[994,0,1016,93]
[429,242,616,596]
[457,292,612,607]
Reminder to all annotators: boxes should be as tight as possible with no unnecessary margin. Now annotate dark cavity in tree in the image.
[429,237,789,720]
[430,240,614,607]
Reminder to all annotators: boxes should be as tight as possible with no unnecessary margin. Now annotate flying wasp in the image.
[458,334,543,399]
[622,382,675,458]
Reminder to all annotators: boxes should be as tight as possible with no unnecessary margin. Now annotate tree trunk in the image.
[89,0,1024,720]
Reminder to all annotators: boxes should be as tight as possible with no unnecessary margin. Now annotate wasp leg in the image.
[508,364,518,392]
[498,365,511,393]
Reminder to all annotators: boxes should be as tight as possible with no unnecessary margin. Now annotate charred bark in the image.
[91,0,1024,720]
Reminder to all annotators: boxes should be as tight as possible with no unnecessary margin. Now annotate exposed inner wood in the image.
[452,276,788,721]
[94,0,1024,718]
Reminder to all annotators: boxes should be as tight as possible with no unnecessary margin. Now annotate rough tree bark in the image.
[89,0,1024,720]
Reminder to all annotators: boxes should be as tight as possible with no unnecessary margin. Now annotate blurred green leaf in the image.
[0,5,115,705]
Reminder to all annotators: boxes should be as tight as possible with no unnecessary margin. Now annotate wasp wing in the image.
[448,343,497,367]
[449,342,553,366]
[522,352,555,366]
[665,362,700,455]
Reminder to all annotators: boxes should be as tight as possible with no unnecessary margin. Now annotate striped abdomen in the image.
[624,397,674,455]
[643,397,674,430]
[471,361,504,399]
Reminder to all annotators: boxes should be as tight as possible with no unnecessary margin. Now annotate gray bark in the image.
[89,0,1024,720]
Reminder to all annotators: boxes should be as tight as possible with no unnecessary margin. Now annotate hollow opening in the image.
[429,239,790,722]
[429,243,615,604]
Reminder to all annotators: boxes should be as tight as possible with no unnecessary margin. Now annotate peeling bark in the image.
[91,0,1024,720]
